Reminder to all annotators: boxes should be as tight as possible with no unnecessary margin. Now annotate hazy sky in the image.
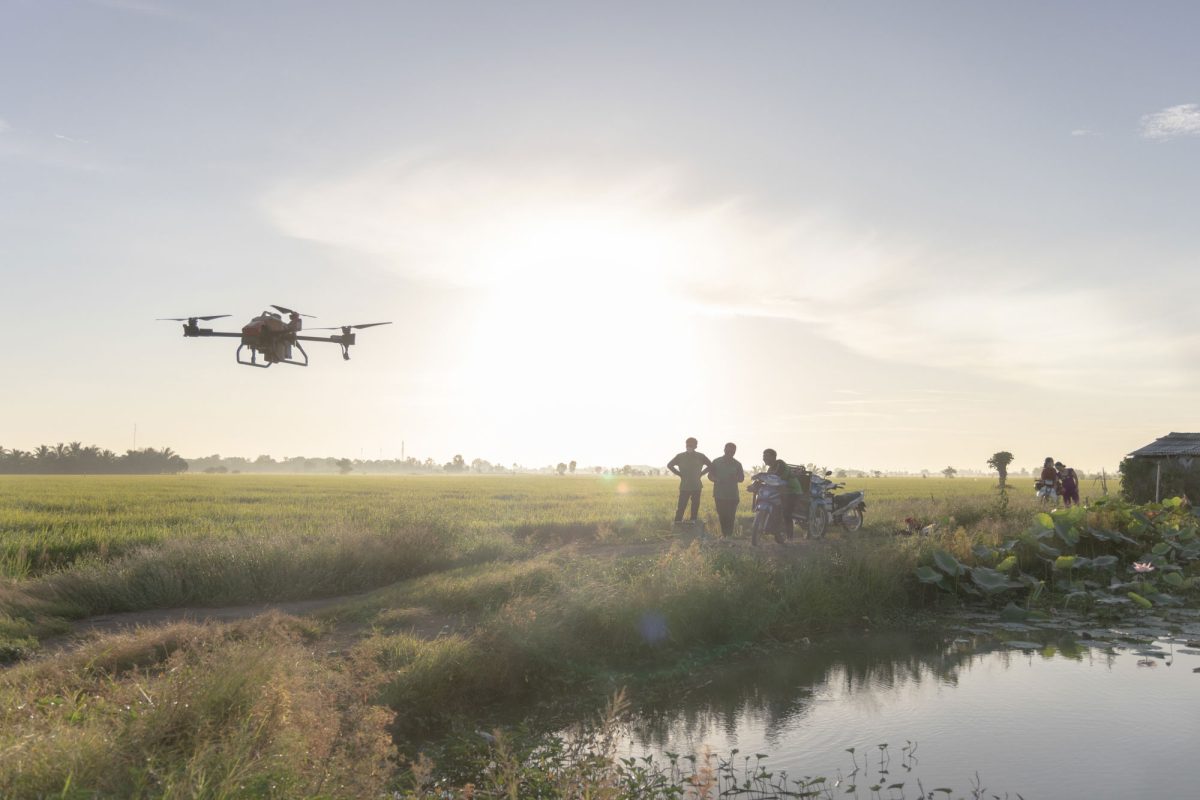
[2,0,1197,472]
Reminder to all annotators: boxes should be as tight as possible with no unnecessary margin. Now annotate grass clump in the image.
[0,614,395,799]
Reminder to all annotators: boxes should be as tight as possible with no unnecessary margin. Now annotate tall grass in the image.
[337,538,917,739]
[0,614,395,799]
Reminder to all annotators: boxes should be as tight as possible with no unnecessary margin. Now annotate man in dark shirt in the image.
[668,437,712,523]
[708,442,745,537]
[763,448,802,540]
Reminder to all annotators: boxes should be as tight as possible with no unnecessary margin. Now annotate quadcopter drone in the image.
[159,305,391,368]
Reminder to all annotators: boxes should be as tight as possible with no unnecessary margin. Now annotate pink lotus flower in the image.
[1132,562,1155,573]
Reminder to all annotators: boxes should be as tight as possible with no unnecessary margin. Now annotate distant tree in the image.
[335,458,353,475]
[920,469,930,479]
[835,469,846,478]
[569,460,577,474]
[594,466,603,474]
[871,470,883,479]
[556,462,568,475]
[942,466,957,479]
[987,451,1015,489]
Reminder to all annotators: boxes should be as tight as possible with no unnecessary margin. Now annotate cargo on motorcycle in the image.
[747,450,866,545]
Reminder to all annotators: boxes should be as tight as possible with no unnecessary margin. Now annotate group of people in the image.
[1038,457,1080,507]
[666,438,803,538]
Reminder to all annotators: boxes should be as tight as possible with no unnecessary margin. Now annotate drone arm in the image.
[183,326,241,338]
[294,332,355,360]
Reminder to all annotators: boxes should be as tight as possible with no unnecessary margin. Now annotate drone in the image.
[159,305,391,368]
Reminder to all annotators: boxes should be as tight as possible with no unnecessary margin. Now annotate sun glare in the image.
[464,204,695,415]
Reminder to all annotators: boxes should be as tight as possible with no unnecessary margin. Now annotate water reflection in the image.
[629,631,1090,749]
[621,625,1198,797]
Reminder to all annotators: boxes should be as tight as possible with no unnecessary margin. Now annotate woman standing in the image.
[1057,461,1080,507]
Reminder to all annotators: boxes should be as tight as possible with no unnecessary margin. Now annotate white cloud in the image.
[1140,103,1200,139]
[1070,129,1100,137]
[0,118,10,134]
[264,155,1187,390]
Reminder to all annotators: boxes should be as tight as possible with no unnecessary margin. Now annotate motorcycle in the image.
[747,470,867,544]
[746,469,825,544]
[812,474,867,532]
[1035,479,1058,506]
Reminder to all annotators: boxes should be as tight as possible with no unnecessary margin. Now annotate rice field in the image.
[0,473,1075,578]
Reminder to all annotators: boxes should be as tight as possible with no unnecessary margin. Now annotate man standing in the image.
[708,442,745,537]
[668,437,712,523]
[762,448,803,540]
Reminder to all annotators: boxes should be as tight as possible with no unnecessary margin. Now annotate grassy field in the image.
[1,473,1064,576]
[0,474,1107,797]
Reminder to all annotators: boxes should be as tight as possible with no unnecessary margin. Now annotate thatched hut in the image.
[1124,432,1200,502]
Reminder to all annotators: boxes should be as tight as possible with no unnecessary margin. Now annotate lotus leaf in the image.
[1128,592,1153,609]
[971,567,1020,593]
[933,550,967,576]
[1054,520,1080,546]
[999,603,1030,621]
[915,566,945,587]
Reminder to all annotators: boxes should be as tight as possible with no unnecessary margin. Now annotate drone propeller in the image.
[157,314,231,322]
[271,304,316,318]
[310,322,393,331]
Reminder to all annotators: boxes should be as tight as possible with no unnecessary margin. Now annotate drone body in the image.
[159,305,391,367]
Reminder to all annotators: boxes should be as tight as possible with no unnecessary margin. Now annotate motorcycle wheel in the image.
[751,508,771,547]
[840,507,864,533]
[808,507,828,540]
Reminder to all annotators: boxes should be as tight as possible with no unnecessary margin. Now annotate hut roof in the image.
[1128,432,1200,459]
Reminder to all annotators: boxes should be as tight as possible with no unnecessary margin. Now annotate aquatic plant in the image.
[915,496,1200,610]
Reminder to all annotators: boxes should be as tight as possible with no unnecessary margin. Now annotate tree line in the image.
[0,443,187,474]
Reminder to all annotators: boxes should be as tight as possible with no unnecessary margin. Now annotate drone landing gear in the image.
[236,342,309,368]
[236,344,270,368]
[283,342,309,367]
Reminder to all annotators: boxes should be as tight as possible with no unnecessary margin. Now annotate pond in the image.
[619,610,1200,797]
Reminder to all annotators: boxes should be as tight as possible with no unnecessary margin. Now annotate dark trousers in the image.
[715,497,739,537]
[781,493,797,539]
[675,489,700,521]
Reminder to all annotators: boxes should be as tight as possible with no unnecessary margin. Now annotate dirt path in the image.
[68,593,375,638]
[39,535,819,656]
